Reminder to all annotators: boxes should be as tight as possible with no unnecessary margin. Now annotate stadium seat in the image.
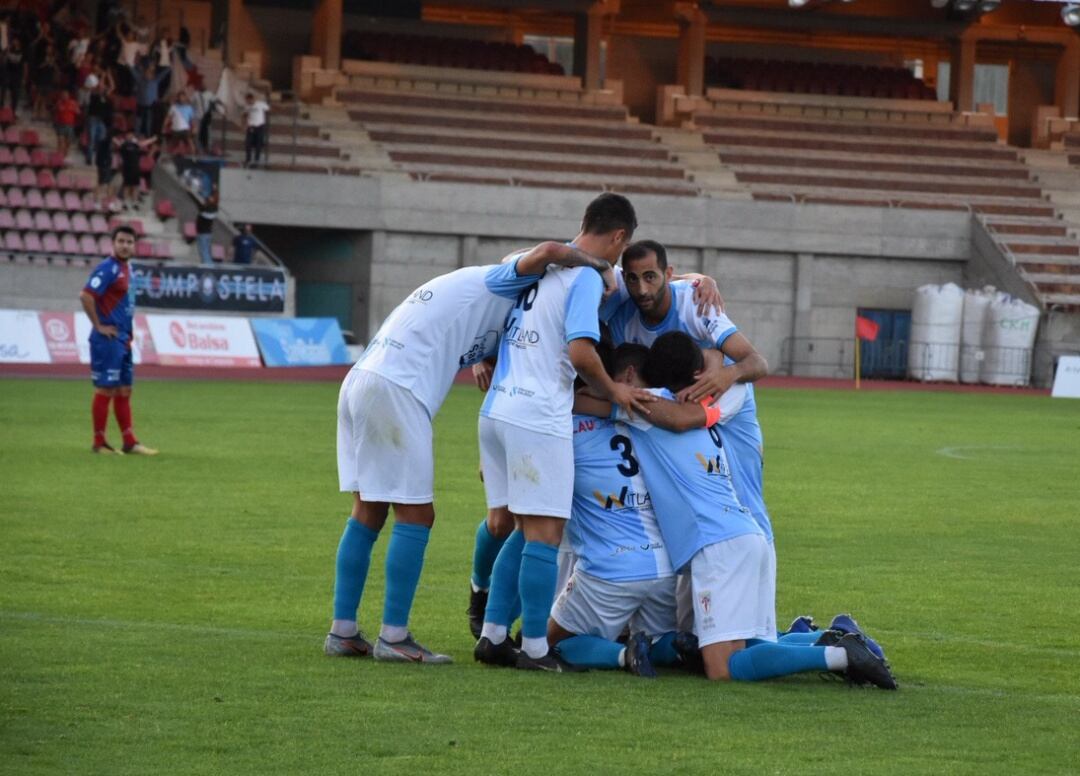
[79,234,98,255]
[182,221,196,241]
[15,209,33,229]
[211,243,225,261]
[1,169,17,187]
[42,232,61,253]
[34,211,52,231]
[23,231,42,252]
[18,168,35,186]
[56,170,75,189]
[6,187,25,207]
[61,234,79,254]
[0,146,12,164]
[71,213,91,233]
[135,240,153,257]
[98,235,113,254]
[153,242,174,259]
[4,231,24,250]
[25,188,44,209]
[63,191,83,211]
[47,151,66,169]
[13,146,30,166]
[29,148,48,167]
[19,130,39,147]
[44,190,63,210]
[52,212,71,232]
[0,107,13,126]
[3,126,19,144]
[155,199,176,220]
[89,213,109,234]
[0,208,14,228]
[37,169,56,189]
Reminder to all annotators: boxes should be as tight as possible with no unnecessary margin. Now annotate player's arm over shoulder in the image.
[572,388,709,432]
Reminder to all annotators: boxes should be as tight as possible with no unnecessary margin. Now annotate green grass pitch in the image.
[1,376,1078,775]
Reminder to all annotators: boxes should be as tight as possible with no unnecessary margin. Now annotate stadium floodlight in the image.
[977,0,1000,11]
[930,0,950,8]
[954,0,976,10]
[788,0,812,7]
[1063,3,1080,25]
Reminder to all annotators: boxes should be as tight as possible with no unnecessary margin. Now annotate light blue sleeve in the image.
[673,282,738,350]
[606,300,633,346]
[564,269,603,343]
[484,254,543,299]
[598,271,628,323]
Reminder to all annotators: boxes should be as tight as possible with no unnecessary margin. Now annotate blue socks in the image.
[519,541,559,640]
[382,522,431,628]
[778,631,822,646]
[471,519,508,590]
[484,529,525,628]
[649,632,680,667]
[728,643,829,681]
[556,635,624,669]
[332,518,379,621]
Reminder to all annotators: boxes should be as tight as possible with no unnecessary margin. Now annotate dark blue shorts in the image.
[90,334,134,388]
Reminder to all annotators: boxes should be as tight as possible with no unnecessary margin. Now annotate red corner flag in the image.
[855,315,880,342]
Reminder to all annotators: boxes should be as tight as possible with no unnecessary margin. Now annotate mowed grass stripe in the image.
[1,378,1078,774]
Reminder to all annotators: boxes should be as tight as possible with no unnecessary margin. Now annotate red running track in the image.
[0,362,1050,395]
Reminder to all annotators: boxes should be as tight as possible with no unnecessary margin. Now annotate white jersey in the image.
[480,264,605,439]
[606,281,737,351]
[356,260,540,418]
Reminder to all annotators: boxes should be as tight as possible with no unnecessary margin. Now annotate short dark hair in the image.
[611,343,649,380]
[112,225,137,240]
[622,239,668,270]
[643,331,703,393]
[581,193,637,238]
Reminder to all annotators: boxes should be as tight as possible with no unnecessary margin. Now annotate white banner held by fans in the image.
[0,309,51,363]
[1051,356,1080,399]
[145,315,261,367]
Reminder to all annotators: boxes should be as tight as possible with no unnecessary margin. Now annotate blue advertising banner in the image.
[250,318,351,367]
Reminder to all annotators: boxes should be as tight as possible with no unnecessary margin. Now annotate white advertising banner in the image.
[1051,355,1080,399]
[145,314,261,367]
[0,309,51,363]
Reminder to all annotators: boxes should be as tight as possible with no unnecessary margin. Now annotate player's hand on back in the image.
[97,324,119,338]
[676,361,736,404]
[600,266,618,299]
[472,359,494,392]
[609,382,656,419]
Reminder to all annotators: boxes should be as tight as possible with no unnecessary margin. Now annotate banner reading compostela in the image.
[131,263,287,314]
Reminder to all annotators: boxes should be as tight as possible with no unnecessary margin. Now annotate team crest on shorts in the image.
[699,592,712,614]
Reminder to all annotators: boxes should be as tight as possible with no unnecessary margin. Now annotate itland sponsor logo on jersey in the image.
[592,485,651,511]
[406,288,434,305]
[503,320,541,350]
[694,451,729,476]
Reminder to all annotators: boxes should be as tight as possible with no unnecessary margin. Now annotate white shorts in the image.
[687,533,776,647]
[336,368,433,503]
[478,416,574,518]
[676,539,777,636]
[551,568,677,641]
[555,538,576,598]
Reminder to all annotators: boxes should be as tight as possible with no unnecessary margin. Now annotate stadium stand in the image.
[330,59,699,196]
[705,57,936,101]
[342,31,564,76]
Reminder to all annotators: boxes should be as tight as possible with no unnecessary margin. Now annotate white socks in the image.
[521,636,548,659]
[480,623,507,644]
[331,619,358,638]
[824,646,848,671]
[380,624,409,643]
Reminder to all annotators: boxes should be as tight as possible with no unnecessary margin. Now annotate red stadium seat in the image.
[30,148,48,167]
[37,169,56,189]
[19,130,39,147]
[48,151,66,169]
[0,107,13,126]
[155,199,176,220]
[135,240,152,257]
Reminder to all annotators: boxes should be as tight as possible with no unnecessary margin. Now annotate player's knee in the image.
[393,502,435,527]
[519,515,564,545]
[486,507,514,538]
[701,642,742,681]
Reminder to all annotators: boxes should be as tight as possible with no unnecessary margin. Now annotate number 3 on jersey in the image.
[610,434,640,477]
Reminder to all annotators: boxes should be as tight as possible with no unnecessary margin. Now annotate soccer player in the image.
[549,344,731,677]
[474,193,656,672]
[327,240,615,663]
[587,335,896,688]
[79,225,157,456]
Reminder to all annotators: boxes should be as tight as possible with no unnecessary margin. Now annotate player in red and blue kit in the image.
[78,225,157,455]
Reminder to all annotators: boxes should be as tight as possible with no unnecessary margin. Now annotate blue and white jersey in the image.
[618,388,763,572]
[480,264,604,439]
[567,414,672,583]
[604,281,737,351]
[717,390,771,542]
[356,259,540,418]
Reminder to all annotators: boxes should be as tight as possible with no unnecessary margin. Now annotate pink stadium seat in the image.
[34,211,52,231]
[63,191,83,211]
[155,199,176,220]
[37,169,56,189]
[0,208,14,228]
[0,189,6,207]
[15,209,33,229]
[211,244,225,261]
[89,213,108,234]
[0,146,12,164]
[153,242,173,259]
[48,151,66,169]
[182,221,196,240]
[51,212,71,232]
[25,188,43,209]
[135,240,152,257]
[13,146,30,166]
[29,148,48,167]
[42,232,61,253]
[1,168,17,186]
[3,126,19,144]
[71,213,90,233]
[44,190,63,210]
[79,234,98,255]
[5,231,24,251]
[98,235,113,254]
[61,234,80,254]
[6,186,24,207]
[56,170,75,189]
[18,168,35,186]
[23,231,43,252]
[81,192,97,210]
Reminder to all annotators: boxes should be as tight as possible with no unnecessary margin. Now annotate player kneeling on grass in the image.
[327,239,617,663]
[547,343,733,676]
[577,334,897,689]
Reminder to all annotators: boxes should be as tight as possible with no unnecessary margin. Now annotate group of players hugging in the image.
[325,193,897,690]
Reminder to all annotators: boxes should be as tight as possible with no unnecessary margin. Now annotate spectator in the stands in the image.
[117,129,156,210]
[1,37,26,115]
[53,88,79,156]
[32,43,58,120]
[232,223,257,265]
[242,91,269,167]
[196,184,219,265]
[130,57,169,136]
[165,91,194,155]
[192,85,221,154]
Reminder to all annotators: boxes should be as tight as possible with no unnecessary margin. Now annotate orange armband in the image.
[703,404,722,428]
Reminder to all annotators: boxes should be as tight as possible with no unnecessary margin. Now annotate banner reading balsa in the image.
[145,315,261,367]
